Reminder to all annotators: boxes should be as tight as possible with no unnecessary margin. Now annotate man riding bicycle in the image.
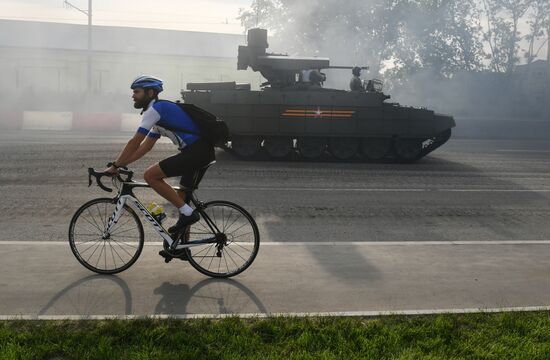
[104,75,215,234]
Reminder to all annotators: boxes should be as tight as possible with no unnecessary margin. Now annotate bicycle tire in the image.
[68,197,144,274]
[185,200,260,278]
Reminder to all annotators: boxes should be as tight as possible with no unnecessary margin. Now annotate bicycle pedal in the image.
[168,248,190,261]
[158,250,173,263]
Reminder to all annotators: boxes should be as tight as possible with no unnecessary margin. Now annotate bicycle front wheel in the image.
[186,200,260,278]
[68,197,144,274]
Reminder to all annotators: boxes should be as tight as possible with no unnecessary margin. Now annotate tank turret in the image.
[238,28,368,89]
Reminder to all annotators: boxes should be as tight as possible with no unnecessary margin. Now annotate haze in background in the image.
[0,0,249,34]
[239,0,550,130]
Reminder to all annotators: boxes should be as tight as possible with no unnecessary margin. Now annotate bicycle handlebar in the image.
[88,167,134,193]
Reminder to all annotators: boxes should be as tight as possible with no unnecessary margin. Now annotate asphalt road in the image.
[2,130,550,317]
[2,242,550,317]
[1,130,550,244]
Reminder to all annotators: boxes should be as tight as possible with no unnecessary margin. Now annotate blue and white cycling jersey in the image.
[137,99,200,150]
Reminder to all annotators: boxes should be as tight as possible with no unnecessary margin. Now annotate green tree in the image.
[388,0,484,79]
[524,0,550,64]
[239,0,484,80]
[481,0,533,73]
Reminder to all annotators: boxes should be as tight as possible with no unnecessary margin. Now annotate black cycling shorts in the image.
[158,139,215,188]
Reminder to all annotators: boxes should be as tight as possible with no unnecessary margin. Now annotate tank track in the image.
[223,129,452,163]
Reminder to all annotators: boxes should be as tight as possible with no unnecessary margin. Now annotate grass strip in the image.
[2,311,550,359]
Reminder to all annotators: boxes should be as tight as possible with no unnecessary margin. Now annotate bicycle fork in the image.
[103,197,127,239]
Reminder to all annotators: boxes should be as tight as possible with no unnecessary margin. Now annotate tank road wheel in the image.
[361,138,392,161]
[263,136,293,159]
[297,137,326,160]
[328,137,359,160]
[231,136,262,158]
[394,138,423,163]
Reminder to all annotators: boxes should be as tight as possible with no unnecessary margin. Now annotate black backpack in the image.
[157,100,229,146]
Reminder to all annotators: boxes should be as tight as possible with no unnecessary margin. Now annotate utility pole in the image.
[547,25,550,118]
[64,0,92,92]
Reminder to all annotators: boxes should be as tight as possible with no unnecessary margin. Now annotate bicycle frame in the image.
[104,182,220,250]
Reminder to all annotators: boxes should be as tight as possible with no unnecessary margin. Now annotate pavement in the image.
[2,241,550,318]
[1,130,550,318]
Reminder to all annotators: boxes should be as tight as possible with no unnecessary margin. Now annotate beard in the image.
[133,98,148,109]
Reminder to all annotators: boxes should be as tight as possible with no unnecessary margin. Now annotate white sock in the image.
[179,204,194,216]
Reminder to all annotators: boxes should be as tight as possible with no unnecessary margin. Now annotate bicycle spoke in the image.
[223,247,240,269]
[223,253,230,274]
[207,245,218,270]
[229,231,254,241]
[110,243,117,269]
[95,241,105,268]
[96,204,107,230]
[110,242,126,264]
[110,226,139,236]
[196,219,211,233]
[198,244,215,266]
[111,241,135,260]
[225,245,248,263]
[74,238,103,247]
[224,213,240,234]
[110,236,138,250]
[103,202,108,229]
[81,214,103,234]
[110,215,135,233]
[86,240,102,263]
[103,242,107,269]
[107,234,140,239]
[87,207,104,233]
[225,221,249,236]
[221,207,225,231]
[212,207,218,228]
[78,238,103,255]
[75,221,102,236]
[191,245,211,257]
[228,240,254,254]
[189,231,214,235]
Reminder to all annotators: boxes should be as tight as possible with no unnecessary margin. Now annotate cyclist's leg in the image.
[144,140,212,207]
[155,139,214,232]
[176,180,193,205]
[143,163,185,208]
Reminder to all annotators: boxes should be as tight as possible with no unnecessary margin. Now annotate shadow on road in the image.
[38,275,267,316]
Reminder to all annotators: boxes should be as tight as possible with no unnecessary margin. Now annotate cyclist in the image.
[104,75,215,234]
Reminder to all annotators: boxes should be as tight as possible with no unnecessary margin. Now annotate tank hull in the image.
[182,89,456,162]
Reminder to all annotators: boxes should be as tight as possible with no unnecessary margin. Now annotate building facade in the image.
[0,20,261,113]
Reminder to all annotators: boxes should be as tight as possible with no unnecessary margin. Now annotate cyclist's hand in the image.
[104,165,119,176]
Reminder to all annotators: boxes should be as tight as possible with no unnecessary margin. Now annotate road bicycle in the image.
[68,161,260,278]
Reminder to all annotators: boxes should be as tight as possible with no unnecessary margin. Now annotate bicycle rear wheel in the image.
[185,200,260,278]
[68,197,144,274]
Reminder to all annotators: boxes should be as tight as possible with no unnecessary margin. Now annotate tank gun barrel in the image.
[326,66,369,71]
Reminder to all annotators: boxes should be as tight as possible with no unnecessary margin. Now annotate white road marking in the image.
[202,186,550,193]
[497,149,550,153]
[3,240,550,246]
[2,306,550,320]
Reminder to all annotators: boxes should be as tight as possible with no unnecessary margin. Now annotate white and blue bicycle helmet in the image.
[130,75,164,93]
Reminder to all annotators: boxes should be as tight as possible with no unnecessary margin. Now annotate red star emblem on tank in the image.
[314,107,322,118]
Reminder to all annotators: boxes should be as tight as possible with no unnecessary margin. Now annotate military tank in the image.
[181,28,455,162]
